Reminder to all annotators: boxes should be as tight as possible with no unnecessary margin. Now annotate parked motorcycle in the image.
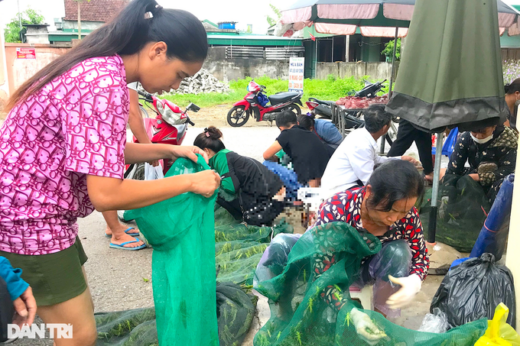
[125,89,199,180]
[305,79,397,146]
[306,79,387,120]
[352,78,387,98]
[227,80,303,127]
[118,90,199,222]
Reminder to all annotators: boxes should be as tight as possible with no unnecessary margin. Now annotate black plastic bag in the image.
[430,253,516,329]
[0,277,13,343]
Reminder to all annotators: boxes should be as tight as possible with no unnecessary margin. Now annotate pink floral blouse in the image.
[0,55,128,255]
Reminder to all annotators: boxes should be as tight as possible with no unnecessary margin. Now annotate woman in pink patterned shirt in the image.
[0,1,220,345]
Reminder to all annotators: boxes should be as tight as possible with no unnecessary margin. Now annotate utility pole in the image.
[78,1,81,39]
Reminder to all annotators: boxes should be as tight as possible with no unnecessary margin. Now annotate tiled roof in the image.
[63,0,129,23]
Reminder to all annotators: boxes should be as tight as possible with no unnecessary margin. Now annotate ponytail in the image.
[6,0,208,111]
[194,127,226,153]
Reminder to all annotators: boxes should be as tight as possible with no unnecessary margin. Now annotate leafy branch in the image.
[4,8,45,43]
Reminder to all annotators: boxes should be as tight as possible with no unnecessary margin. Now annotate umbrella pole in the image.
[380,26,399,155]
[389,26,399,96]
[428,132,444,244]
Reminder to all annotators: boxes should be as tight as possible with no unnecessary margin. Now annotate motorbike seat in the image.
[309,98,335,106]
[269,92,301,106]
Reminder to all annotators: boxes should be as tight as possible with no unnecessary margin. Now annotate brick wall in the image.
[63,0,129,23]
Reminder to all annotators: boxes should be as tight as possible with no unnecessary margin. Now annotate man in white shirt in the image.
[321,104,418,199]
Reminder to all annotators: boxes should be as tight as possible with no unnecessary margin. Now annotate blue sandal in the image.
[105,227,140,238]
[109,237,146,251]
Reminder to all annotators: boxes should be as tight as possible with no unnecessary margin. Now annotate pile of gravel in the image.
[168,69,230,95]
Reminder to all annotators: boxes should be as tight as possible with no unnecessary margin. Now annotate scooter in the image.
[306,79,387,119]
[227,80,303,127]
[118,90,199,223]
[125,89,199,180]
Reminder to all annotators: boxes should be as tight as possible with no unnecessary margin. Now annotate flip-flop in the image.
[109,237,146,251]
[105,227,140,238]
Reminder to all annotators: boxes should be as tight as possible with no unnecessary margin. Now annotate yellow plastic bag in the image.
[476,303,520,346]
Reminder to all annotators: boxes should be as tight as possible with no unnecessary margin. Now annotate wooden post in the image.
[505,137,520,327]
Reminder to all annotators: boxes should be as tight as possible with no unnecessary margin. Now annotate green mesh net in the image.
[95,160,293,345]
[124,156,219,346]
[95,282,257,346]
[215,206,294,285]
[253,222,488,346]
[419,175,491,252]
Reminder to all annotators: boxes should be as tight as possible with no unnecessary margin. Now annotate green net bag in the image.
[94,205,293,345]
[95,282,257,346]
[419,174,491,252]
[125,155,219,346]
[253,222,488,346]
[214,206,294,285]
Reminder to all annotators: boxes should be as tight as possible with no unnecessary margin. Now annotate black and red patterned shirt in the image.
[314,187,429,280]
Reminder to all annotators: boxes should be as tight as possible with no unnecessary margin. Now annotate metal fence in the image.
[225,46,305,60]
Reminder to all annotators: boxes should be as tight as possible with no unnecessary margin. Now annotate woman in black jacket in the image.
[194,127,285,226]
[444,124,518,202]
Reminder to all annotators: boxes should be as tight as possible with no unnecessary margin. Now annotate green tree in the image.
[381,39,401,61]
[4,8,45,43]
[73,0,92,40]
[267,4,282,27]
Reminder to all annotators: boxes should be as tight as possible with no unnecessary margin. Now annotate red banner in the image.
[16,48,36,59]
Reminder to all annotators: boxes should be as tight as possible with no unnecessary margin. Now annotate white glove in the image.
[350,308,387,345]
[386,274,422,309]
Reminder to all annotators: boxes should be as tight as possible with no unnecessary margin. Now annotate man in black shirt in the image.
[263,111,332,187]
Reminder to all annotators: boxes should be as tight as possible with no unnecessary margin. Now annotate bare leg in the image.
[308,179,321,188]
[37,278,97,346]
[102,211,144,249]
[439,168,447,181]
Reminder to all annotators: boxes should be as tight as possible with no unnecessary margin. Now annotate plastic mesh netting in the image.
[95,158,293,345]
[419,175,491,252]
[253,222,488,346]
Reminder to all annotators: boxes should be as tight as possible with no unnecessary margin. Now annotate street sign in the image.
[16,48,36,59]
[289,57,304,92]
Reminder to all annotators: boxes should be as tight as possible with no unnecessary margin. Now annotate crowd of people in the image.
[0,0,518,344]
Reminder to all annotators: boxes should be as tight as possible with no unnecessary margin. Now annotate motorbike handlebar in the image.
[137,90,154,102]
[187,117,195,126]
[137,90,148,97]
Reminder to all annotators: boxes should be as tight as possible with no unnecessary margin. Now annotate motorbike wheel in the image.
[284,104,301,116]
[227,106,250,127]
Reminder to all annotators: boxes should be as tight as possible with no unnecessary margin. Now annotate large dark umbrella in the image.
[386,0,509,244]
[282,0,519,32]
[281,0,520,95]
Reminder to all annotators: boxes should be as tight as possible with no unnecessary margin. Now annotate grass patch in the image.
[163,76,389,108]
